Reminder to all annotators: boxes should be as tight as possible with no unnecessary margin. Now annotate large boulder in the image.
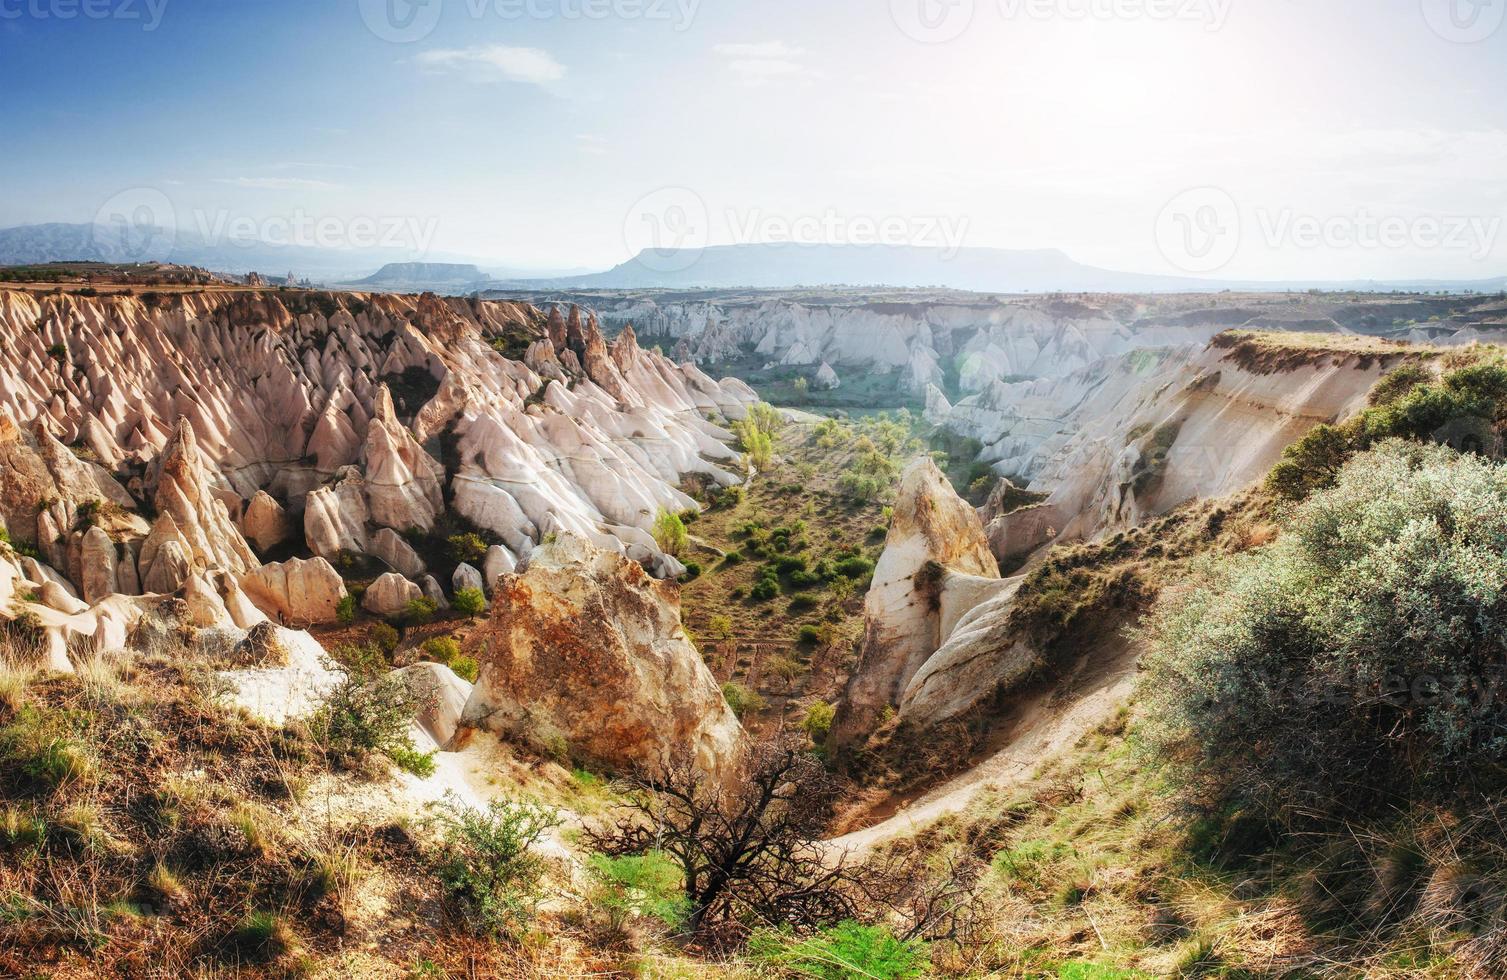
[363,572,422,618]
[241,491,293,553]
[461,533,743,778]
[482,544,516,594]
[79,526,118,604]
[832,458,1002,748]
[240,557,349,625]
[304,473,369,560]
[452,562,484,594]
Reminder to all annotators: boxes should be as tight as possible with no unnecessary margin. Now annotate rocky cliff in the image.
[934,333,1413,561]
[0,286,755,658]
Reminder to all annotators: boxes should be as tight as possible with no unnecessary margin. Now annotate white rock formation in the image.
[833,458,1007,746]
[363,572,422,618]
[240,557,349,625]
[369,527,426,579]
[452,563,484,594]
[241,491,292,552]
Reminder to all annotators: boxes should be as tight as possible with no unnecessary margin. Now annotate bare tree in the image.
[585,735,867,936]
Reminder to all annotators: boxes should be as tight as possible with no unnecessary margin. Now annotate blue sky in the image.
[2,0,1506,279]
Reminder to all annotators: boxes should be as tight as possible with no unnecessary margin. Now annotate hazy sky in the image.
[2,0,1505,280]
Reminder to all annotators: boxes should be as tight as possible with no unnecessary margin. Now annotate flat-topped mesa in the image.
[460,532,745,780]
[831,458,1007,749]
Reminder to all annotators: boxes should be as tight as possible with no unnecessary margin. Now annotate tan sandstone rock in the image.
[362,572,422,618]
[241,491,293,553]
[832,458,1001,748]
[461,532,743,777]
[240,557,349,625]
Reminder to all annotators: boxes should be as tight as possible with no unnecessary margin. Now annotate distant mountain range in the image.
[509,243,1507,295]
[0,224,585,284]
[2,225,1501,295]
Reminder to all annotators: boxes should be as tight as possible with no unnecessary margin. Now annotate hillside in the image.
[3,288,1507,976]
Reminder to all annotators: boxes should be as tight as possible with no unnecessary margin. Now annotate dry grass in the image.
[876,696,1507,978]
[1213,329,1443,374]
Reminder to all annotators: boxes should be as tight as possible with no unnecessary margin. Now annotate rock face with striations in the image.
[461,532,743,777]
[139,419,259,593]
[362,385,444,532]
[240,557,349,625]
[831,458,1006,748]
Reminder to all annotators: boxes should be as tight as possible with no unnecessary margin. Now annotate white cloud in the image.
[576,134,608,156]
[414,45,566,86]
[713,41,816,84]
[712,41,806,59]
[214,177,342,190]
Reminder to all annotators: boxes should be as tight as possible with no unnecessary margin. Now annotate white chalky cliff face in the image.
[0,288,755,656]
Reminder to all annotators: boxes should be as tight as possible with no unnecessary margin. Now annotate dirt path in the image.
[828,642,1139,855]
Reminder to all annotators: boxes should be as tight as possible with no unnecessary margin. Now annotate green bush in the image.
[1145,439,1507,818]
[452,587,487,617]
[801,701,835,744]
[747,921,928,980]
[681,561,703,581]
[370,622,400,654]
[450,656,480,684]
[788,594,818,613]
[446,532,489,564]
[335,593,357,625]
[653,509,690,557]
[721,681,765,718]
[421,636,460,665]
[309,674,431,774]
[586,850,688,931]
[797,624,823,645]
[330,642,388,679]
[750,570,781,601]
[430,795,560,938]
[832,555,875,581]
[403,597,440,626]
